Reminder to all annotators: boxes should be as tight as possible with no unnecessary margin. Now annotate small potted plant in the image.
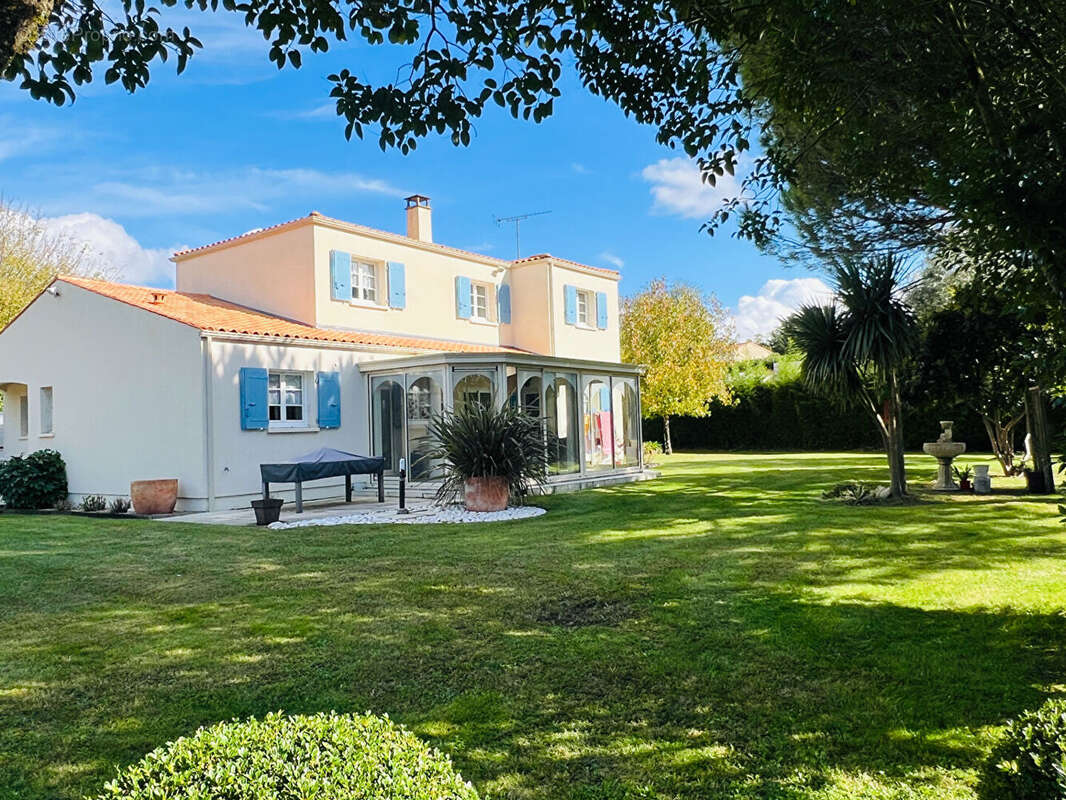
[953,465,973,492]
[428,403,549,511]
[1023,461,1048,493]
[251,497,284,525]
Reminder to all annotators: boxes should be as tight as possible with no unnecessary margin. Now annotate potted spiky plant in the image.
[953,464,973,491]
[427,403,549,511]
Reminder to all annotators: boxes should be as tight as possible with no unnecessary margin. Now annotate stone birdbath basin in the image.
[922,420,966,491]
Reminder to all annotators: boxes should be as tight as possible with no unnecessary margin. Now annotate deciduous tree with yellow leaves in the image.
[0,202,113,331]
[620,278,734,454]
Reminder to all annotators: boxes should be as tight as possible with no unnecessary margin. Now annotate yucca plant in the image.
[426,403,549,506]
[786,254,918,498]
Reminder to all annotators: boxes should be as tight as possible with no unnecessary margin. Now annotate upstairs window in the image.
[471,282,491,321]
[352,261,378,304]
[268,372,306,427]
[576,291,590,326]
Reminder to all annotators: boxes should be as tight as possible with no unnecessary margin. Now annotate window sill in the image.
[571,322,596,331]
[469,317,498,327]
[349,300,388,311]
[268,426,321,434]
[38,433,54,439]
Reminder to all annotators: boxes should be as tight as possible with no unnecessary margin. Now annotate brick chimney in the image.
[405,195,432,243]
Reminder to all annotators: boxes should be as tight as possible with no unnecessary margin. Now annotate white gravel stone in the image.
[268,505,546,529]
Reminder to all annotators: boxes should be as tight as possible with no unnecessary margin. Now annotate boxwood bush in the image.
[978,698,1066,799]
[92,711,479,800]
[0,449,67,509]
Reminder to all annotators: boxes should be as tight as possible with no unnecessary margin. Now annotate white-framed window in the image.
[18,395,28,438]
[40,387,53,435]
[576,290,590,326]
[471,282,492,321]
[351,260,379,304]
[268,372,307,428]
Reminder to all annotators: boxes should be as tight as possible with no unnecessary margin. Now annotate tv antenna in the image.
[494,210,552,258]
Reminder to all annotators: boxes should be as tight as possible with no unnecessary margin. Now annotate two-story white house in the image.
[0,196,645,511]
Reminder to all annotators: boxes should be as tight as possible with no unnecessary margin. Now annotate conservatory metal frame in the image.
[359,352,645,489]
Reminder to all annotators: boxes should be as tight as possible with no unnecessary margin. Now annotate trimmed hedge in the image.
[92,712,479,800]
[642,377,1064,453]
[978,698,1066,799]
[0,449,68,509]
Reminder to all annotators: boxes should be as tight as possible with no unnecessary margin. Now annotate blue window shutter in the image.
[316,371,341,429]
[455,276,472,318]
[497,284,511,324]
[596,291,608,329]
[387,261,406,309]
[600,385,610,409]
[329,250,352,301]
[239,367,269,430]
[564,284,577,325]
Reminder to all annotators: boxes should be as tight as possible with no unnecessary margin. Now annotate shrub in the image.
[81,495,107,512]
[108,497,131,514]
[428,403,549,505]
[821,482,885,505]
[978,698,1066,799]
[91,711,479,800]
[642,440,664,467]
[0,449,68,509]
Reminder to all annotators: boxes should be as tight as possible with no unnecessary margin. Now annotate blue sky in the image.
[0,12,831,338]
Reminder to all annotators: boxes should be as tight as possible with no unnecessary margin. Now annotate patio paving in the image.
[161,496,436,526]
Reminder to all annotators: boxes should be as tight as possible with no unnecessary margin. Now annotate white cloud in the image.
[571,162,590,175]
[54,166,411,218]
[41,213,179,287]
[732,277,835,340]
[641,157,744,219]
[463,242,495,253]
[0,117,63,162]
[270,103,338,121]
[598,251,624,269]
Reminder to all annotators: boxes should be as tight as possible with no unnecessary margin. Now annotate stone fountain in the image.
[922,420,966,491]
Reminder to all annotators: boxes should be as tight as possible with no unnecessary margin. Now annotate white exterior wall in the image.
[312,224,507,346]
[0,282,207,508]
[173,216,623,361]
[175,224,318,325]
[205,337,400,509]
[505,261,553,355]
[549,263,622,363]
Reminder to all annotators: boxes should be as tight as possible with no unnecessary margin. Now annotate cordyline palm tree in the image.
[786,255,918,498]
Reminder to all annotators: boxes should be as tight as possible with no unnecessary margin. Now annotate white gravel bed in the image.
[268,505,546,529]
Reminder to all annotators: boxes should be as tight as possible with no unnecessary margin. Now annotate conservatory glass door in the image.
[583,375,613,471]
[371,375,405,475]
[406,370,445,480]
[544,371,579,474]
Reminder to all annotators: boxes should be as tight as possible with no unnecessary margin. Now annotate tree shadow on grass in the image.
[1,453,1065,799]
[3,575,1064,799]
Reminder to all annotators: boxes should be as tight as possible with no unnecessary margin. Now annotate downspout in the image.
[201,334,216,510]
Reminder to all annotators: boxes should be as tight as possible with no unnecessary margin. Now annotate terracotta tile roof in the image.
[59,276,523,354]
[511,252,620,277]
[172,213,620,277]
[171,215,307,258]
[173,212,513,269]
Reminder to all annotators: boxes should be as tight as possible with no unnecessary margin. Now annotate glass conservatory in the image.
[360,352,644,487]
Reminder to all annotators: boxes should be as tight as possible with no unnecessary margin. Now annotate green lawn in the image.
[2,452,1065,800]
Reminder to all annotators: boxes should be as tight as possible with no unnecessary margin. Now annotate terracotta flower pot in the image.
[130,479,178,515]
[463,476,509,512]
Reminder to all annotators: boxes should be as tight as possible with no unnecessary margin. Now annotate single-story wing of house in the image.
[0,196,647,511]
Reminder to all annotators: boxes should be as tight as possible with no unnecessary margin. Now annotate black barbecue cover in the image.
[260,448,385,483]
